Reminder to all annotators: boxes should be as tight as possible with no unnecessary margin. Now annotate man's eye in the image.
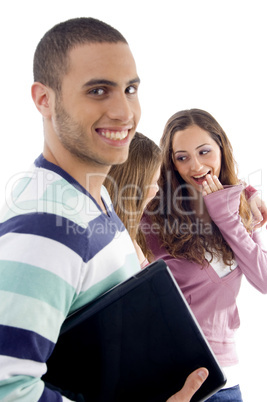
[126,85,137,94]
[89,88,105,96]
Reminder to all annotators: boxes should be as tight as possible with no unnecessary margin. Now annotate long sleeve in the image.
[204,184,267,293]
[0,214,83,402]
[0,157,140,401]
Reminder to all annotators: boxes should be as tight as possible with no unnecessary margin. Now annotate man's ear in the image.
[31,82,54,118]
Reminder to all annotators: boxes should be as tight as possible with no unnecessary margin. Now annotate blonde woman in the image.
[104,132,161,267]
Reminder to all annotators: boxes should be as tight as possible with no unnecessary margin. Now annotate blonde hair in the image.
[104,132,161,241]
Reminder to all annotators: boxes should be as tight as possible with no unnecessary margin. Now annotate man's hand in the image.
[166,368,209,402]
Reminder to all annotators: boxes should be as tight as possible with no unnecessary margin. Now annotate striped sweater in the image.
[0,154,140,401]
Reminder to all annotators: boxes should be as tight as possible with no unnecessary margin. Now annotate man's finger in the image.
[167,368,209,402]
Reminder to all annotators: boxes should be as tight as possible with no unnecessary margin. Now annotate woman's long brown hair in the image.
[142,109,252,266]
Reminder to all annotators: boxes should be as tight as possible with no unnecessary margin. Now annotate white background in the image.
[1,0,267,400]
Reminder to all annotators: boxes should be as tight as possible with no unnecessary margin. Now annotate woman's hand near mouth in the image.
[202,174,223,196]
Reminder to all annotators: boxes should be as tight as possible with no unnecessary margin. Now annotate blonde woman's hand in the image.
[249,195,267,229]
[166,368,209,402]
[202,175,223,196]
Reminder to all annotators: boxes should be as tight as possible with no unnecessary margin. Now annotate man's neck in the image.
[43,146,110,212]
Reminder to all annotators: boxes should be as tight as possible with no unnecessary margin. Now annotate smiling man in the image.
[0,18,207,401]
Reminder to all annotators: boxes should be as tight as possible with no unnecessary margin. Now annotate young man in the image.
[0,18,208,401]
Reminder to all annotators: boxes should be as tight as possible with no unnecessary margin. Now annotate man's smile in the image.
[97,128,129,141]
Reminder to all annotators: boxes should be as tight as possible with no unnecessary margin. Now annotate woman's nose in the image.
[191,156,203,172]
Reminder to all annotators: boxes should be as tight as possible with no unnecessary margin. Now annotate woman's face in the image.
[172,125,221,193]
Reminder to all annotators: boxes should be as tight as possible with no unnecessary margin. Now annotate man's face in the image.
[51,42,141,168]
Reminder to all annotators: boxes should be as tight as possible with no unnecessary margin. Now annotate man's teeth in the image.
[100,130,128,140]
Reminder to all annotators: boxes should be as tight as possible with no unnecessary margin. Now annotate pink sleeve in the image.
[204,185,267,294]
[244,185,258,200]
[140,258,149,269]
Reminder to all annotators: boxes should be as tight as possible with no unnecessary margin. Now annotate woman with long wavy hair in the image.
[141,109,267,401]
[104,132,161,267]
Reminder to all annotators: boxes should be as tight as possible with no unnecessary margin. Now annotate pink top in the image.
[142,184,267,366]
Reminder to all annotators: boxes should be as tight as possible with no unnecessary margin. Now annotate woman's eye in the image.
[200,149,210,156]
[176,156,187,162]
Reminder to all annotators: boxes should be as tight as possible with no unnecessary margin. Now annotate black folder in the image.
[43,259,226,401]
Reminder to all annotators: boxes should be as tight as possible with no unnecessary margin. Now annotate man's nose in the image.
[107,92,135,123]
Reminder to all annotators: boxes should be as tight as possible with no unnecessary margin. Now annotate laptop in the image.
[43,259,227,401]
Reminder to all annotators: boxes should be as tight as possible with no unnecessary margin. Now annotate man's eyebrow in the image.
[128,77,141,85]
[82,79,117,88]
[82,77,140,88]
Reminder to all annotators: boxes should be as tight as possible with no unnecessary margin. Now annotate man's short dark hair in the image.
[33,17,128,93]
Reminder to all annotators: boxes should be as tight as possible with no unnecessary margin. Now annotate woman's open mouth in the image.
[192,171,211,185]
